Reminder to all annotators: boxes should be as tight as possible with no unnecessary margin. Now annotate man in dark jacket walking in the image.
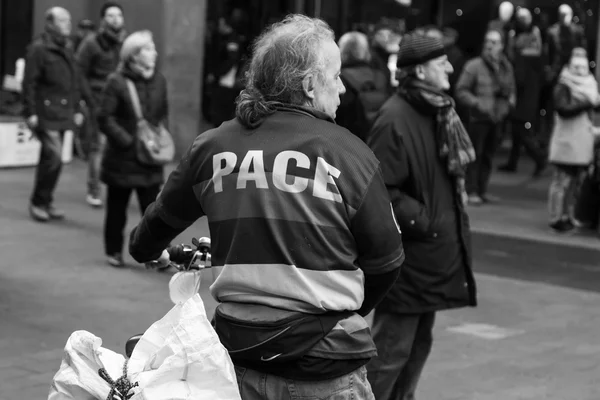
[366,32,478,400]
[455,29,517,204]
[23,7,86,222]
[76,1,126,208]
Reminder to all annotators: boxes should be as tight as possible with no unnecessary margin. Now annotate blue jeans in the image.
[235,365,374,400]
[87,133,105,195]
[31,129,64,207]
[367,311,435,400]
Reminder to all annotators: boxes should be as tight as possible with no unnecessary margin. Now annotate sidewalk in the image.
[468,154,600,251]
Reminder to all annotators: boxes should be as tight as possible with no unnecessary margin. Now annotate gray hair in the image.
[338,32,371,65]
[235,14,335,129]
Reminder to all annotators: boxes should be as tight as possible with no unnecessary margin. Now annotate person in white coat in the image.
[548,47,600,232]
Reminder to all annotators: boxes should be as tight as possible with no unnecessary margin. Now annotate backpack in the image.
[341,67,389,127]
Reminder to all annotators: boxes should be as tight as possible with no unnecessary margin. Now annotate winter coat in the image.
[337,62,390,141]
[76,31,123,109]
[366,94,477,313]
[22,33,84,131]
[455,56,515,124]
[549,83,598,166]
[509,27,544,123]
[98,66,167,188]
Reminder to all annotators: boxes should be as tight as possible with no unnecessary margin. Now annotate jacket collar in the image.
[41,32,69,53]
[274,103,335,124]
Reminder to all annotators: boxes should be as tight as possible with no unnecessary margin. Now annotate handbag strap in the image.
[125,79,143,121]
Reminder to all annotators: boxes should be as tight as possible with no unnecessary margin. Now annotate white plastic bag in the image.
[48,294,241,400]
[128,294,241,400]
[48,331,127,400]
[168,271,202,304]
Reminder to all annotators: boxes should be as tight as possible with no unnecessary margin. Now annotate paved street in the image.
[1,158,599,399]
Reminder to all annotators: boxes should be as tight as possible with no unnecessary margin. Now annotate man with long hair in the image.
[129,15,404,399]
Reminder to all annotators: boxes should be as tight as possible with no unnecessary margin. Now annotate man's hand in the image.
[145,249,170,269]
[74,113,85,127]
[27,115,39,129]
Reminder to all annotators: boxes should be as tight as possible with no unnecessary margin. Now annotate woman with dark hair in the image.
[98,30,168,267]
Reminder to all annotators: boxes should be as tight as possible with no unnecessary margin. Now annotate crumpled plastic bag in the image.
[168,271,202,304]
[128,294,241,400]
[48,294,241,400]
[48,331,127,400]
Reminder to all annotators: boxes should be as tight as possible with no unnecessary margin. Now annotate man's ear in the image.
[302,74,316,100]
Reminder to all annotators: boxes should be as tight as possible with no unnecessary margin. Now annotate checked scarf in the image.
[399,77,476,196]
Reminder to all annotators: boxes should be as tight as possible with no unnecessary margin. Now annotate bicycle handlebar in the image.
[163,237,211,271]
[167,244,195,265]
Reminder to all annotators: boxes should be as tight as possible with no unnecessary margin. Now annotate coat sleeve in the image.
[366,115,431,238]
[161,75,170,129]
[75,38,96,110]
[553,83,594,118]
[22,44,44,118]
[455,60,479,110]
[129,139,206,263]
[98,76,135,149]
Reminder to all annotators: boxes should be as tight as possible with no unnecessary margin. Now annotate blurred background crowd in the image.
[1,0,600,237]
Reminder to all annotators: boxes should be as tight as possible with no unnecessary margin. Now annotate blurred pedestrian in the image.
[23,7,86,222]
[72,19,96,52]
[546,4,587,86]
[207,8,249,127]
[456,29,516,205]
[488,1,515,51]
[370,25,401,92]
[499,7,547,176]
[366,32,477,400]
[77,1,126,208]
[336,31,390,141]
[548,48,600,233]
[98,30,168,267]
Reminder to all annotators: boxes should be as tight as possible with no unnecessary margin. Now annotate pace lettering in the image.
[212,152,237,193]
[211,150,342,202]
[237,150,269,189]
[272,151,310,193]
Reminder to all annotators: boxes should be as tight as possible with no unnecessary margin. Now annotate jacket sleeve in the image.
[97,76,135,149]
[130,141,206,263]
[350,168,404,316]
[75,38,96,110]
[22,44,44,118]
[455,60,479,110]
[366,115,431,238]
[553,83,594,118]
[161,75,170,129]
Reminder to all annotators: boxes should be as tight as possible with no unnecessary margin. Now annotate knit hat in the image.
[100,1,123,18]
[396,31,446,68]
[120,30,153,62]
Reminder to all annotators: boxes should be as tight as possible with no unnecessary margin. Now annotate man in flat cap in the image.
[365,31,478,400]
